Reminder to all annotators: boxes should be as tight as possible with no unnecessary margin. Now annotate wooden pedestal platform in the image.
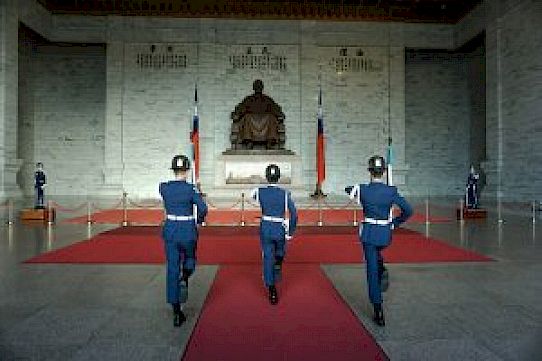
[20,208,56,223]
[456,207,487,220]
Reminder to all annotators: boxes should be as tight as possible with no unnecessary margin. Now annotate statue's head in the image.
[253,79,264,94]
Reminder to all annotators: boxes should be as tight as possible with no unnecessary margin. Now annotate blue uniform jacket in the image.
[348,182,412,247]
[252,185,298,240]
[35,171,46,188]
[159,180,207,242]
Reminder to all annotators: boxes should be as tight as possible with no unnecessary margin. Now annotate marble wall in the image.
[3,0,540,201]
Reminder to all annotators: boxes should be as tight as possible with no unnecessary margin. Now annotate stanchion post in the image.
[7,199,14,226]
[317,196,323,227]
[459,198,464,223]
[532,200,536,224]
[47,200,54,226]
[353,208,358,227]
[240,193,246,227]
[122,192,129,227]
[86,201,94,225]
[497,199,504,224]
[425,198,430,225]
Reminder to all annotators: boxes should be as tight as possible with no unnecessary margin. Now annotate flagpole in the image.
[192,83,197,185]
[311,71,326,198]
[192,83,204,195]
[386,26,394,224]
[386,25,394,188]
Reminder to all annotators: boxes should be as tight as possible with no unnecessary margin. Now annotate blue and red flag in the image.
[317,86,325,186]
[190,85,200,182]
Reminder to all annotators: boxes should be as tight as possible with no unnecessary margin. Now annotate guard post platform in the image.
[20,208,56,223]
[457,207,487,220]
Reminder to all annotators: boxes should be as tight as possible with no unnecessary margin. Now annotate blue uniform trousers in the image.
[36,187,44,207]
[362,242,386,305]
[260,237,286,287]
[164,237,196,304]
[467,184,478,208]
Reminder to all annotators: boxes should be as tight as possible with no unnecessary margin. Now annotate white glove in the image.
[283,220,291,241]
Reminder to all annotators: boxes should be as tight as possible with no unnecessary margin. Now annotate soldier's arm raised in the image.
[287,192,297,235]
[193,189,208,224]
[391,188,412,228]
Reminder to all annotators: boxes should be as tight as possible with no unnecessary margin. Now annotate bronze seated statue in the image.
[230,80,286,150]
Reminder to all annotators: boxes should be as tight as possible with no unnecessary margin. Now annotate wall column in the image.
[100,41,125,195]
[0,0,22,200]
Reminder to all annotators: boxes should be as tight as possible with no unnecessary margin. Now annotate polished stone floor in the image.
[0,198,541,360]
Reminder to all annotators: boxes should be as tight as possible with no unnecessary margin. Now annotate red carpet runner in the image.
[25,226,491,264]
[25,226,490,361]
[182,265,387,361]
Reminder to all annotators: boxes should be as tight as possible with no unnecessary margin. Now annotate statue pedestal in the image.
[213,151,305,198]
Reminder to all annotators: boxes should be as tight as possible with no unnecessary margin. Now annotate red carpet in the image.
[65,208,451,226]
[24,226,490,361]
[182,265,388,361]
[25,226,491,264]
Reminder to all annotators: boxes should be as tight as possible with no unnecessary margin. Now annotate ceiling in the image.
[36,1,482,23]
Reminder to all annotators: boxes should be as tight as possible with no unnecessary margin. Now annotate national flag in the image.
[317,86,325,186]
[190,85,200,183]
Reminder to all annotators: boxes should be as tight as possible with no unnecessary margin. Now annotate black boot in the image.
[178,279,189,304]
[380,267,389,293]
[268,285,278,305]
[172,303,186,327]
[274,257,283,282]
[378,260,389,292]
[372,303,385,327]
[178,269,192,304]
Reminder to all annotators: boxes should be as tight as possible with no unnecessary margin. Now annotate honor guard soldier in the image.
[34,162,47,209]
[251,164,298,305]
[345,155,412,326]
[159,155,208,327]
[466,165,480,209]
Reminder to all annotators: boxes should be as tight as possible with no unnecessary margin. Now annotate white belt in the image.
[262,215,285,223]
[364,217,391,226]
[167,214,195,221]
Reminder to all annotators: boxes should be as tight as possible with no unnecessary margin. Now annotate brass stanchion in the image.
[425,198,430,225]
[47,200,54,226]
[86,201,94,225]
[122,192,129,227]
[497,193,504,224]
[352,208,358,226]
[47,223,54,251]
[459,198,465,223]
[87,220,93,239]
[240,193,246,227]
[7,199,14,226]
[317,196,323,227]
